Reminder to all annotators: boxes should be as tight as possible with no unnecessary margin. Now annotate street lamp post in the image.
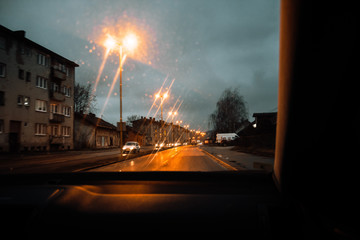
[155,92,168,121]
[119,46,123,152]
[168,111,177,143]
[155,92,168,144]
[104,34,138,153]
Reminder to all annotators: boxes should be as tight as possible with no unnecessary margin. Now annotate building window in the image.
[0,119,4,134]
[51,82,60,93]
[62,86,71,97]
[0,36,6,50]
[58,63,67,73]
[0,91,4,106]
[17,95,29,106]
[62,106,71,117]
[62,126,71,137]
[51,125,59,136]
[17,95,23,105]
[20,45,31,56]
[26,71,31,82]
[50,104,59,113]
[18,69,24,80]
[24,96,30,107]
[35,123,47,136]
[65,87,71,97]
[66,68,71,77]
[37,53,48,66]
[36,76,47,89]
[0,63,6,77]
[35,99,47,112]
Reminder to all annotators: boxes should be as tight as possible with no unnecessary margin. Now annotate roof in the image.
[252,112,277,118]
[75,112,117,130]
[0,25,79,67]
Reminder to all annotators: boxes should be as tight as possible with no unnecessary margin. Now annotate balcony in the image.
[50,90,65,102]
[51,67,66,81]
[49,113,65,123]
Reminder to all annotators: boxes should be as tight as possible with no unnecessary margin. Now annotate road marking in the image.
[199,148,238,171]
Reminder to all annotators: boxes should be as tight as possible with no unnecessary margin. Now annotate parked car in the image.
[122,141,140,154]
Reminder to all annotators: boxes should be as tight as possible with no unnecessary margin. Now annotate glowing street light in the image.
[168,111,177,123]
[122,34,138,52]
[104,33,138,53]
[104,35,117,50]
[155,91,169,121]
[103,33,138,151]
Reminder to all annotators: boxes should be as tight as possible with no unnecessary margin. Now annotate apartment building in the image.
[0,25,79,152]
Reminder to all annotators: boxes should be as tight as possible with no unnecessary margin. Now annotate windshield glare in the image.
[0,0,278,174]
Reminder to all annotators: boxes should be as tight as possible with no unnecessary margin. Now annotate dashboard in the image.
[1,171,290,236]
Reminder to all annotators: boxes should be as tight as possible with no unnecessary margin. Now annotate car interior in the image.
[0,1,358,238]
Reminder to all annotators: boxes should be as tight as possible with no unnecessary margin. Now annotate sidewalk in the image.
[200,145,274,171]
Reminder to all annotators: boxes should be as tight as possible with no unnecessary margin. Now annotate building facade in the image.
[74,113,119,149]
[131,117,190,146]
[0,25,78,152]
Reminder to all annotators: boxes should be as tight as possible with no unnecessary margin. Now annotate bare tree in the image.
[127,115,141,127]
[209,88,248,133]
[74,83,97,113]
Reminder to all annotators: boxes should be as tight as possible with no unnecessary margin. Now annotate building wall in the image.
[126,129,145,146]
[74,119,96,149]
[131,117,190,146]
[95,127,119,148]
[74,116,119,149]
[0,27,76,152]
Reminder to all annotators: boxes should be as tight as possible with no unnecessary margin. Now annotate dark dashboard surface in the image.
[0,171,290,236]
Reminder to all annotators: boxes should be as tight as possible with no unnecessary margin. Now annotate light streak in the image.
[93,49,110,94]
[98,52,127,118]
[151,77,176,119]
[99,67,120,118]
[145,75,169,118]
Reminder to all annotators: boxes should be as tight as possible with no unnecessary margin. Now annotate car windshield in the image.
[0,0,279,174]
[125,143,136,146]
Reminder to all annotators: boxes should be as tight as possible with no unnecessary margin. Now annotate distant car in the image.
[154,142,164,150]
[122,141,140,154]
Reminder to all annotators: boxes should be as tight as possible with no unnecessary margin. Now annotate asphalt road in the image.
[90,145,235,172]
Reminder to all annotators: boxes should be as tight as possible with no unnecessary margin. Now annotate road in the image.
[0,145,272,173]
[90,145,235,172]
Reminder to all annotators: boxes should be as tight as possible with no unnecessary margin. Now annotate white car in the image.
[122,141,140,154]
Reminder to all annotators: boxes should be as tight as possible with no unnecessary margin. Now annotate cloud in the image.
[1,0,280,130]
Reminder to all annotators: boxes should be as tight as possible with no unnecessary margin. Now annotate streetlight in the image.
[168,111,177,143]
[184,124,190,144]
[168,111,177,121]
[155,91,169,121]
[104,33,138,152]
